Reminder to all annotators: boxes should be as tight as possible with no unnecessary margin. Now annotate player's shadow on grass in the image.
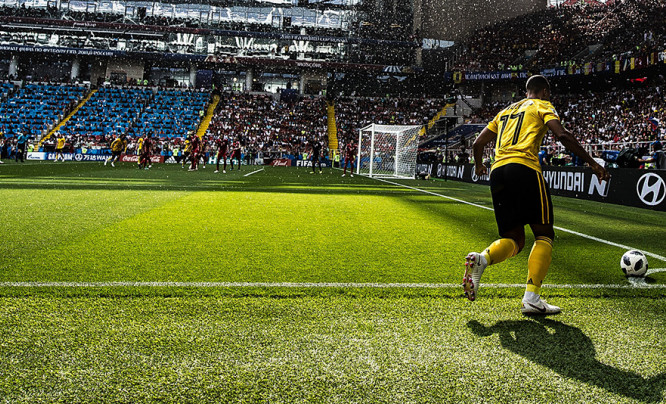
[467,318,665,403]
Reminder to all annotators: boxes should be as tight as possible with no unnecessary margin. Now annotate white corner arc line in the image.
[243,168,264,177]
[1,281,665,289]
[369,177,666,262]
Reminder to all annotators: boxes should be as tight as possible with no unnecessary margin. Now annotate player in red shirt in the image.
[215,136,229,173]
[230,139,242,171]
[342,138,357,177]
[189,135,201,171]
[139,133,153,170]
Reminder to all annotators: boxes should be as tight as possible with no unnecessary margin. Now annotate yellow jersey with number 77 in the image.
[486,98,560,173]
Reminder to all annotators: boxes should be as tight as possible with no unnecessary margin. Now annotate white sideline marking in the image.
[370,177,666,263]
[1,281,665,289]
[243,168,264,177]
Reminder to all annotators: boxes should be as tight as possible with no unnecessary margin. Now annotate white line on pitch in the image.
[243,168,264,177]
[370,177,666,263]
[1,281,665,289]
[374,177,494,211]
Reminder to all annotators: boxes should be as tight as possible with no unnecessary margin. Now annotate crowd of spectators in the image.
[205,92,443,157]
[2,78,664,169]
[466,83,665,167]
[550,85,665,152]
[452,0,666,72]
[2,90,443,162]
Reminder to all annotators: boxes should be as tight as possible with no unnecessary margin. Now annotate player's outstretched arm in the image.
[546,120,609,181]
[472,128,497,176]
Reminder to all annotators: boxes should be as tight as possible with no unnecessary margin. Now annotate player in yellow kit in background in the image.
[463,75,610,315]
[54,134,66,162]
[105,134,127,167]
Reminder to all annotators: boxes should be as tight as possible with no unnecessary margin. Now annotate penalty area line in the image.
[369,177,666,263]
[243,168,264,177]
[0,281,665,289]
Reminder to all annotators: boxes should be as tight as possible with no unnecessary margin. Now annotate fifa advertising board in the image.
[419,163,666,211]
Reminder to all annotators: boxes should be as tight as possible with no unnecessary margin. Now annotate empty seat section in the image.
[59,87,153,138]
[0,83,85,138]
[130,90,209,138]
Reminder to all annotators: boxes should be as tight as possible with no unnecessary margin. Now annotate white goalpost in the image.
[356,124,421,179]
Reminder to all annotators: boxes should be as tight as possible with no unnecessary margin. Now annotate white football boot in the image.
[462,252,488,301]
[521,298,561,315]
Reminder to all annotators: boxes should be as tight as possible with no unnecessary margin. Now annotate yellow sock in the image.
[482,238,519,266]
[526,237,553,294]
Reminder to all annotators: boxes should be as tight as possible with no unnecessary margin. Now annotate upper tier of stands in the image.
[0,5,406,42]
[130,90,209,138]
[0,83,85,138]
[453,0,666,71]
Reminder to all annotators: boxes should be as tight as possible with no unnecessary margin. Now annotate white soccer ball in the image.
[621,250,648,277]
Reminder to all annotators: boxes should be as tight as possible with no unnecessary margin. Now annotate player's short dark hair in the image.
[526,75,550,94]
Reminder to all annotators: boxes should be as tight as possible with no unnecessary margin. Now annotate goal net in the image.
[356,124,421,178]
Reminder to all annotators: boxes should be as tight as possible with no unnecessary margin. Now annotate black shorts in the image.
[112,150,121,158]
[490,163,553,236]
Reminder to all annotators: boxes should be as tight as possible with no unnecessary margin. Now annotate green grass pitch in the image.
[0,161,664,403]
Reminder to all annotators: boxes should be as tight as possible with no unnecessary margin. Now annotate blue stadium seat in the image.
[0,83,85,138]
[130,90,209,138]
[59,87,153,138]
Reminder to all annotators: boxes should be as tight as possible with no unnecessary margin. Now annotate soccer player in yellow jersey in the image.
[105,134,127,167]
[464,75,609,315]
[135,136,144,168]
[181,135,192,169]
[54,134,66,162]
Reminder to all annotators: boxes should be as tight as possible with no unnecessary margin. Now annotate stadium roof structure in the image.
[549,0,609,5]
[561,0,605,6]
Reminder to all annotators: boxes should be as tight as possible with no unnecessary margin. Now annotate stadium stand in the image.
[464,83,665,167]
[0,82,13,99]
[452,0,666,71]
[58,87,153,138]
[205,93,444,156]
[130,89,209,138]
[0,83,86,138]
[0,5,352,41]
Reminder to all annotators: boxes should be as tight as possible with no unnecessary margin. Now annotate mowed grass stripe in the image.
[1,164,663,287]
[5,189,473,283]
[370,176,666,262]
[2,280,666,289]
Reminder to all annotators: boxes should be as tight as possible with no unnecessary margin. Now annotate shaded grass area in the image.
[0,296,664,403]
